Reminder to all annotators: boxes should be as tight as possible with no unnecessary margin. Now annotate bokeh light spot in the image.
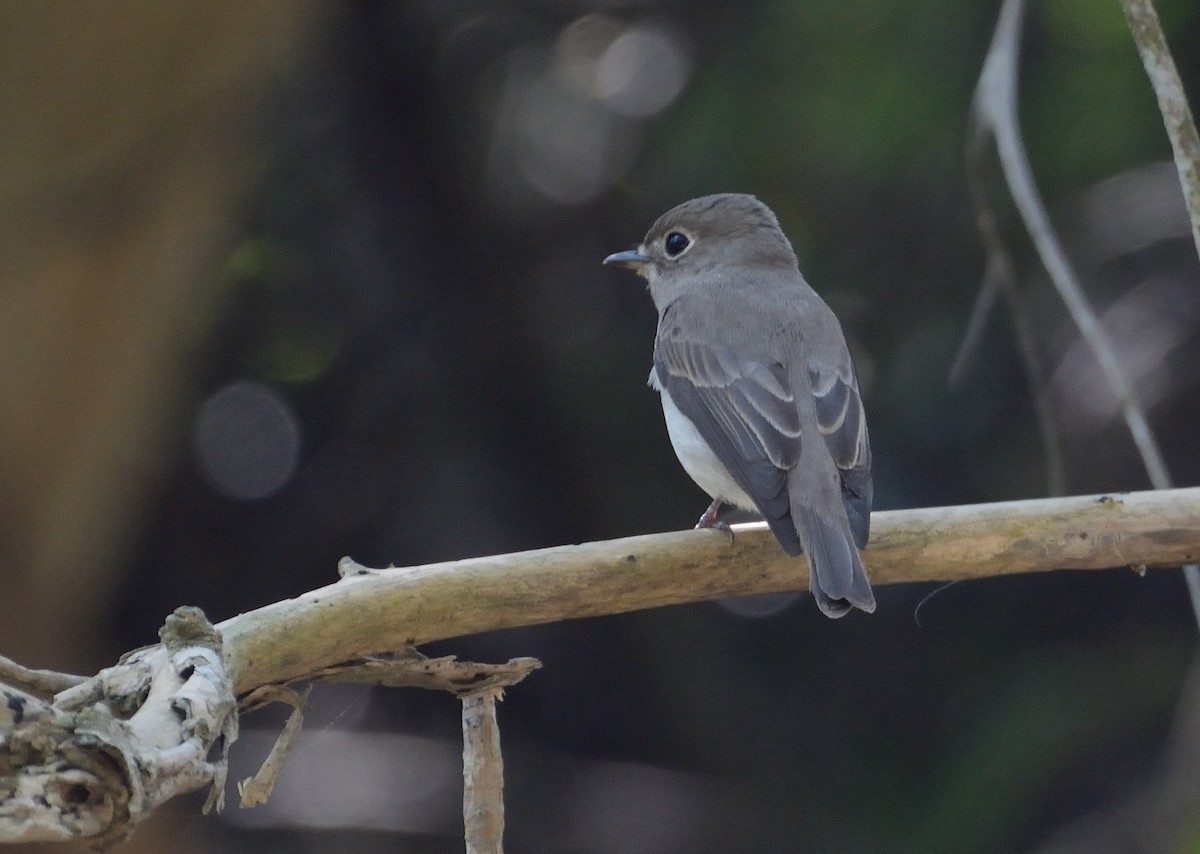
[554,13,623,96]
[595,26,690,118]
[716,590,803,619]
[487,48,639,206]
[194,380,301,501]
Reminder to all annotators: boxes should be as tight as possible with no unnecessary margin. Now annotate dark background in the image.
[3,1,1199,851]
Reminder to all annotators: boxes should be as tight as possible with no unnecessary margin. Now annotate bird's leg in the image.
[695,497,734,543]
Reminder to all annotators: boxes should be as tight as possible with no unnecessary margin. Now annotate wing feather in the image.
[807,361,871,547]
[654,335,802,554]
[655,300,873,553]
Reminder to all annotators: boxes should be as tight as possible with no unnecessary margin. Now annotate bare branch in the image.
[973,0,1169,486]
[0,607,236,847]
[463,689,507,854]
[1119,0,1200,262]
[961,132,1066,494]
[219,487,1200,692]
[2,489,1199,844]
[236,685,309,808]
[971,0,1200,620]
[311,652,542,695]
[0,684,53,730]
[0,654,85,699]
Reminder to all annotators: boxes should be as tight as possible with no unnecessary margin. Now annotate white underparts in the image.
[659,390,757,511]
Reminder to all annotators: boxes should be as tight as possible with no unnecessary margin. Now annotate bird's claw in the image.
[695,498,735,544]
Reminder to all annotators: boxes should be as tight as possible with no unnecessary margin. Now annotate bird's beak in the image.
[603,248,652,270]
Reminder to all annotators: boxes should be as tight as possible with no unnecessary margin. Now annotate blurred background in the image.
[3,1,1200,851]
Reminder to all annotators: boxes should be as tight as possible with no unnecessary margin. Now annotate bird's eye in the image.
[664,231,690,258]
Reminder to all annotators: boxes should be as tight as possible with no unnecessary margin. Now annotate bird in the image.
[604,193,875,618]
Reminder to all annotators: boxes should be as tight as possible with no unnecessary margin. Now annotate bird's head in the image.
[604,193,798,309]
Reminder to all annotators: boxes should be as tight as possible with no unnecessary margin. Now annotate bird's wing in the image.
[806,355,872,547]
[654,326,804,555]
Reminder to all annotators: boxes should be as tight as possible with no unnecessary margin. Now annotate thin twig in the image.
[1117,0,1200,622]
[947,261,1000,386]
[309,653,542,695]
[1119,0,1200,262]
[237,684,310,808]
[0,653,86,699]
[971,0,1200,624]
[973,0,1169,485]
[462,688,508,854]
[961,126,1066,495]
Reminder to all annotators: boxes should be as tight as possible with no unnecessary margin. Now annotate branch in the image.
[0,619,540,846]
[959,138,1066,495]
[973,0,1170,487]
[462,688,507,854]
[0,655,85,699]
[2,488,1199,845]
[1119,0,1200,263]
[220,487,1200,692]
[971,0,1200,621]
[0,607,235,847]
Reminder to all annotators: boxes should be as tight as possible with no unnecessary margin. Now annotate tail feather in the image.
[794,506,875,618]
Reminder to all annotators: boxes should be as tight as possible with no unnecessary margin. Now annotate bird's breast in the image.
[658,389,756,510]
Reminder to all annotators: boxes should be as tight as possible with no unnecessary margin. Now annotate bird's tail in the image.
[793,505,876,618]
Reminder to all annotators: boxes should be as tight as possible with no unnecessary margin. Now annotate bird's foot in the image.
[694,497,734,544]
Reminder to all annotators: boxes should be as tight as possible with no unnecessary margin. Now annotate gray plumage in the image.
[604,193,875,618]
